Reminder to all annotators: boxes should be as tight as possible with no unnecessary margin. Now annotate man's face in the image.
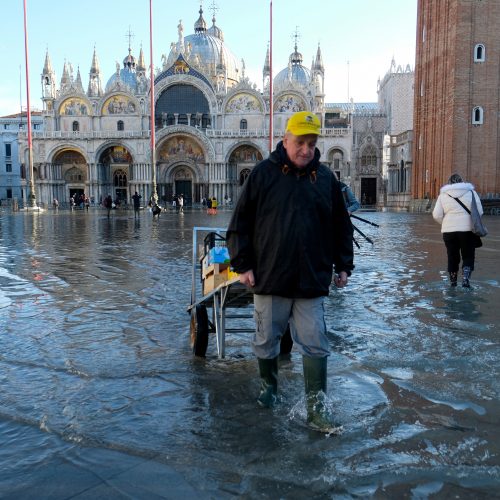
[283,133,318,168]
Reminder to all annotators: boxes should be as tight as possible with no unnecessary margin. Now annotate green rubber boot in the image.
[303,356,342,434]
[257,357,278,408]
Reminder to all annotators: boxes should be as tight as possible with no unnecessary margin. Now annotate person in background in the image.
[132,191,142,217]
[227,111,354,433]
[104,194,113,217]
[432,173,483,287]
[339,182,360,213]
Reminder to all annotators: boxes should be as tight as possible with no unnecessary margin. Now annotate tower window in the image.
[240,119,248,130]
[474,44,485,62]
[72,121,79,132]
[117,120,124,131]
[472,106,483,125]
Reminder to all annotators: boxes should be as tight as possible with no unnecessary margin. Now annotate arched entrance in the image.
[174,167,193,205]
[157,134,206,204]
[98,145,133,205]
[229,145,263,200]
[53,149,88,204]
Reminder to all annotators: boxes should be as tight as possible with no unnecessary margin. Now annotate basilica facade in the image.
[19,6,394,209]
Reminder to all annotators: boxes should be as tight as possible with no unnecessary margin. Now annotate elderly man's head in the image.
[283,111,321,168]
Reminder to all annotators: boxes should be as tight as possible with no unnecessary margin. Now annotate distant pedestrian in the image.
[132,191,142,217]
[432,173,484,287]
[52,198,59,210]
[178,194,184,213]
[339,182,360,213]
[104,194,113,217]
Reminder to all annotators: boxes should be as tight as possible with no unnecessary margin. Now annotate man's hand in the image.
[333,271,348,288]
[239,270,255,287]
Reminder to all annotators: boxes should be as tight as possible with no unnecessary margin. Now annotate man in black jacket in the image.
[227,111,354,433]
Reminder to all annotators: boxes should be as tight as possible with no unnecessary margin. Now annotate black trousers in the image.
[442,231,476,272]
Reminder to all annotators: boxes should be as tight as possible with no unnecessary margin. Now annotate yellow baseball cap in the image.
[285,111,321,136]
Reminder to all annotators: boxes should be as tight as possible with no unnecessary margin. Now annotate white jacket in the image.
[432,182,483,233]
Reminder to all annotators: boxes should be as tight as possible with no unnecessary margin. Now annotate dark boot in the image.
[303,356,342,433]
[449,271,458,287]
[462,266,472,288]
[257,357,278,408]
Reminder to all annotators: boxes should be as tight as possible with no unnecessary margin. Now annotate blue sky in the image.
[1,0,417,116]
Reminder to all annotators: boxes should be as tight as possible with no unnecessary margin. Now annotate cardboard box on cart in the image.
[203,270,228,295]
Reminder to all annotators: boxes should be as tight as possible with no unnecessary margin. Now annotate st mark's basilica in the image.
[21,5,408,208]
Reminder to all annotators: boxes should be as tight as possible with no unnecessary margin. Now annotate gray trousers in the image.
[253,295,330,359]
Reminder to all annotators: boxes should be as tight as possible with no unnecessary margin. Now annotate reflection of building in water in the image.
[13,5,413,208]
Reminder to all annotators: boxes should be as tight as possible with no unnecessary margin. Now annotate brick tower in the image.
[412,0,500,206]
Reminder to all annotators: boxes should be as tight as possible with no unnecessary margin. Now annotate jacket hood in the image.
[439,182,475,195]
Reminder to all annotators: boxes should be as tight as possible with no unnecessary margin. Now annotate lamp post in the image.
[269,0,273,155]
[149,0,158,204]
[23,0,37,208]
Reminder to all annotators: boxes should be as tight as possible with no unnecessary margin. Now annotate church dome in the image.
[274,44,311,89]
[105,48,139,93]
[167,7,240,86]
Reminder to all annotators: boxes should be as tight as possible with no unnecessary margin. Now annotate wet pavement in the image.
[0,207,499,499]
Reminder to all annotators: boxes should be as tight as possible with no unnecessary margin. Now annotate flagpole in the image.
[269,0,273,155]
[23,0,37,209]
[149,0,158,204]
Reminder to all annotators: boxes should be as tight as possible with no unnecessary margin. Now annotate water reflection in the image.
[0,209,499,496]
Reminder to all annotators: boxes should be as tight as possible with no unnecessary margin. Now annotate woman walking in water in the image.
[432,173,484,288]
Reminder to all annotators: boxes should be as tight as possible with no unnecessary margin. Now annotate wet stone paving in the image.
[0,207,499,499]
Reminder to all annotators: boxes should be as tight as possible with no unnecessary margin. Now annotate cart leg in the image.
[213,293,224,359]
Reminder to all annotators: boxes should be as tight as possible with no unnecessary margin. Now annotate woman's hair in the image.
[448,173,463,184]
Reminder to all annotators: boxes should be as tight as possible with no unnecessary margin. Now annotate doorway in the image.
[69,188,85,207]
[361,178,377,206]
[175,180,192,205]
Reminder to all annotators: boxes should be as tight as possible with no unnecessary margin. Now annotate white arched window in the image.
[472,106,484,125]
[474,44,485,62]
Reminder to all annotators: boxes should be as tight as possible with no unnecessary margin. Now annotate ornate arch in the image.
[223,88,265,114]
[57,95,92,117]
[48,144,89,164]
[226,141,265,164]
[156,125,215,162]
[160,160,203,184]
[94,141,136,164]
[154,75,218,113]
[273,91,308,113]
[100,93,141,116]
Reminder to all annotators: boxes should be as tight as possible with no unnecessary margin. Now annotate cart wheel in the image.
[190,304,209,357]
[280,324,293,355]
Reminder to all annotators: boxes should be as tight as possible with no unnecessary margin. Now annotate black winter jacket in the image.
[227,141,354,298]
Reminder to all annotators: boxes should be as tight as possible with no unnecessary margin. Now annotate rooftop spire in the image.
[43,49,53,74]
[314,43,324,72]
[90,46,100,74]
[263,44,270,75]
[137,45,146,71]
[194,4,207,33]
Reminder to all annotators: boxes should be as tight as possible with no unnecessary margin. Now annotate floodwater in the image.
[0,207,499,499]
